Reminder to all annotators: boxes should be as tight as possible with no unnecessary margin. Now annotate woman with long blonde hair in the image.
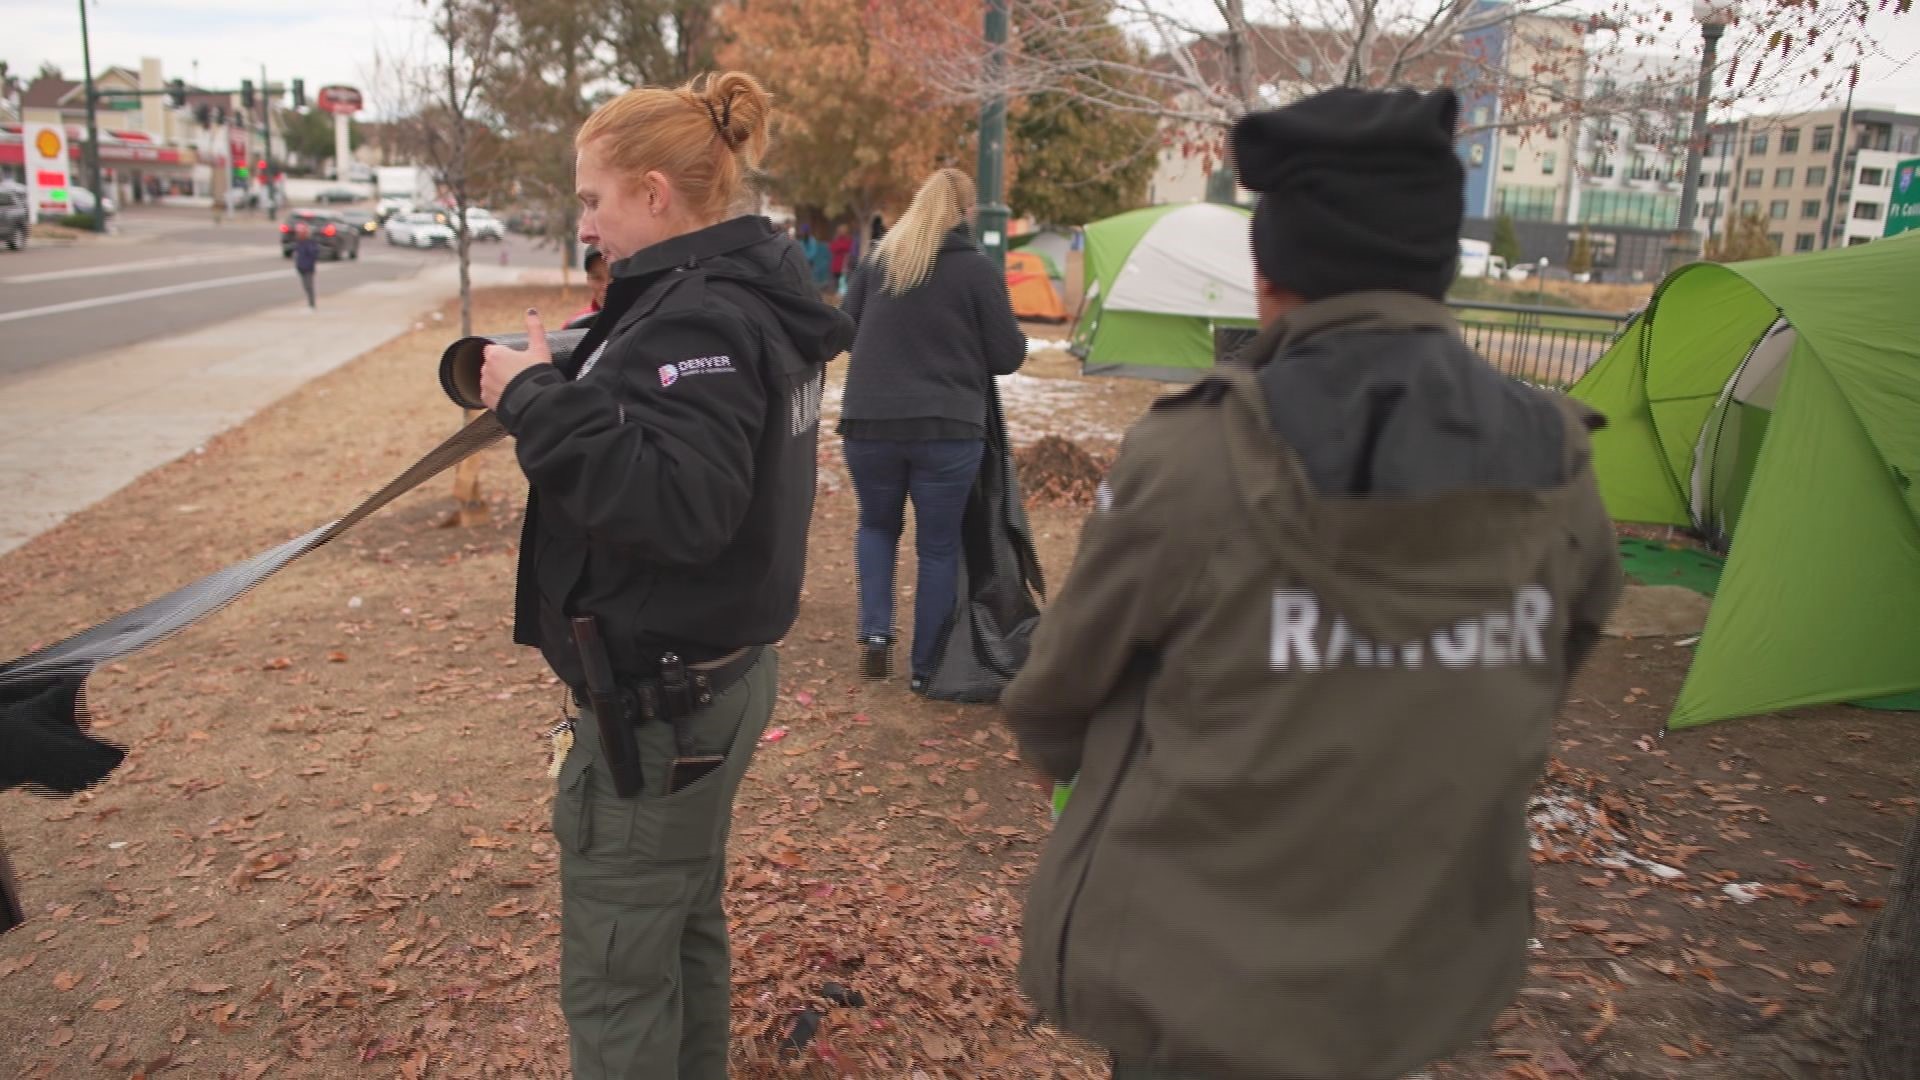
[477,71,855,1078]
[838,167,1027,692]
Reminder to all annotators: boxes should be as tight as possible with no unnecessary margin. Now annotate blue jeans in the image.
[842,437,984,678]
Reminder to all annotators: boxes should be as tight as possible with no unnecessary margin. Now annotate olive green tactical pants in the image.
[553,650,776,1080]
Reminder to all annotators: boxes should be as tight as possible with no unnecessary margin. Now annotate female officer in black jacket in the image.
[479,71,854,1080]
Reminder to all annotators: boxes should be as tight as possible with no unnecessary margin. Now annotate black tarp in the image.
[921,380,1046,703]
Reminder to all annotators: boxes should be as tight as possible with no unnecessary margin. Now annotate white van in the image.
[1458,238,1508,280]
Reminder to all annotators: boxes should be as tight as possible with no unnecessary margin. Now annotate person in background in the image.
[801,223,834,298]
[868,212,887,249]
[565,247,610,329]
[829,223,855,298]
[476,70,853,1080]
[293,224,320,311]
[1002,87,1625,1080]
[838,167,1025,693]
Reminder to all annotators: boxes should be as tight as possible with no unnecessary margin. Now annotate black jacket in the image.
[496,216,855,685]
[839,228,1026,432]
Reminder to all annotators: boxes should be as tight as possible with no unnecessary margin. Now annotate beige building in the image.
[1699,105,1920,254]
[1479,15,1586,224]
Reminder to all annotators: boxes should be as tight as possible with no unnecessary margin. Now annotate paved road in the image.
[0,206,561,384]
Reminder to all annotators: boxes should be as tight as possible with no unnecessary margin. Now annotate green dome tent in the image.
[1571,236,1920,729]
[1072,203,1258,380]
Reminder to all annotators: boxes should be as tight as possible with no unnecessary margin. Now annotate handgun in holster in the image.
[571,616,645,798]
[657,653,725,793]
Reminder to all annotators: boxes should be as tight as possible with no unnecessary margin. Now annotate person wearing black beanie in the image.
[1233,86,1465,306]
[1003,85,1624,1080]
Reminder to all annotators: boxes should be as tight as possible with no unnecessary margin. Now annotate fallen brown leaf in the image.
[52,970,80,992]
[92,997,125,1012]
[47,1026,74,1048]
[1660,1044,1693,1060]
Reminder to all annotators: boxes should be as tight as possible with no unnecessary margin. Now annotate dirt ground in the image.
[2,289,1913,1079]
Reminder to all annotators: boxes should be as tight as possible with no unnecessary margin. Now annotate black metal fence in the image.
[1446,300,1633,388]
[1215,303,1633,390]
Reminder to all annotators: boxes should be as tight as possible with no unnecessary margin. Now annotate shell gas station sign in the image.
[25,122,72,223]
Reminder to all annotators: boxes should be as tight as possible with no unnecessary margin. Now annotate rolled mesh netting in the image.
[0,325,584,771]
[0,330,582,929]
[0,415,507,714]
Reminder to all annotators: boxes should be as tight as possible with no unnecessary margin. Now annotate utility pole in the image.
[1820,64,1859,250]
[975,0,1010,272]
[78,0,107,233]
[260,64,276,218]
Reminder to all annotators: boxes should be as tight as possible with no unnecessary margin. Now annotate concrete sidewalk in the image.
[0,261,563,556]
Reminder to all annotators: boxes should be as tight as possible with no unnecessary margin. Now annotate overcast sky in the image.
[7,0,1920,120]
[6,0,428,116]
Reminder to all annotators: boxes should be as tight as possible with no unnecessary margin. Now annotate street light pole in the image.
[1819,64,1859,250]
[78,0,107,233]
[975,0,1010,272]
[1667,2,1729,273]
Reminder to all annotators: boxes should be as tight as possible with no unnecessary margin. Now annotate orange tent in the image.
[1006,250,1068,322]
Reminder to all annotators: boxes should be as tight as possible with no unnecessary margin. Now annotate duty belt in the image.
[569,646,762,719]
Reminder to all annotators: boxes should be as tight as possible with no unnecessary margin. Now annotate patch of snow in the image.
[820,368,1135,452]
[1529,785,1686,882]
[1722,882,1766,904]
[1026,336,1071,354]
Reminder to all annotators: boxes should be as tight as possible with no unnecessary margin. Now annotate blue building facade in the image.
[1455,2,1510,220]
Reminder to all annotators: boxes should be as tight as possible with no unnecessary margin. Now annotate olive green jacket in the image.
[1003,294,1624,1079]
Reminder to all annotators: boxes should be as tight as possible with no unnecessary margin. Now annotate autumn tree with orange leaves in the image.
[720,0,974,228]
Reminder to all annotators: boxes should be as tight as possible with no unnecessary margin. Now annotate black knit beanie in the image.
[1231,87,1464,302]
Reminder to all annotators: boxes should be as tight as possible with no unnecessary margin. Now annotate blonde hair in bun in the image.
[576,70,774,221]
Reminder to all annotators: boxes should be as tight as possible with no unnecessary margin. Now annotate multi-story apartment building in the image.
[1565,54,1697,233]
[1694,105,1920,253]
[1457,9,1585,223]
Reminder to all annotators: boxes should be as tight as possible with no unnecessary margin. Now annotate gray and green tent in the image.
[1073,203,1258,379]
[1571,236,1920,728]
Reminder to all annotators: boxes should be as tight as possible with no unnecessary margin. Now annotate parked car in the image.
[460,208,505,242]
[376,197,414,221]
[504,208,547,235]
[67,186,116,216]
[314,187,361,204]
[1,182,29,250]
[386,211,454,248]
[337,209,382,239]
[279,210,360,260]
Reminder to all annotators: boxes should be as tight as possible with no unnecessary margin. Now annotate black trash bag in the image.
[921,379,1046,703]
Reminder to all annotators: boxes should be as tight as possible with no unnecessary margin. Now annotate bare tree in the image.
[872,0,1901,176]
[389,0,508,527]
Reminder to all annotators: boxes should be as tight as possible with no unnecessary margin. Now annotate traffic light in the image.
[256,159,268,176]
[291,79,306,109]
[167,79,187,108]
[241,80,255,109]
